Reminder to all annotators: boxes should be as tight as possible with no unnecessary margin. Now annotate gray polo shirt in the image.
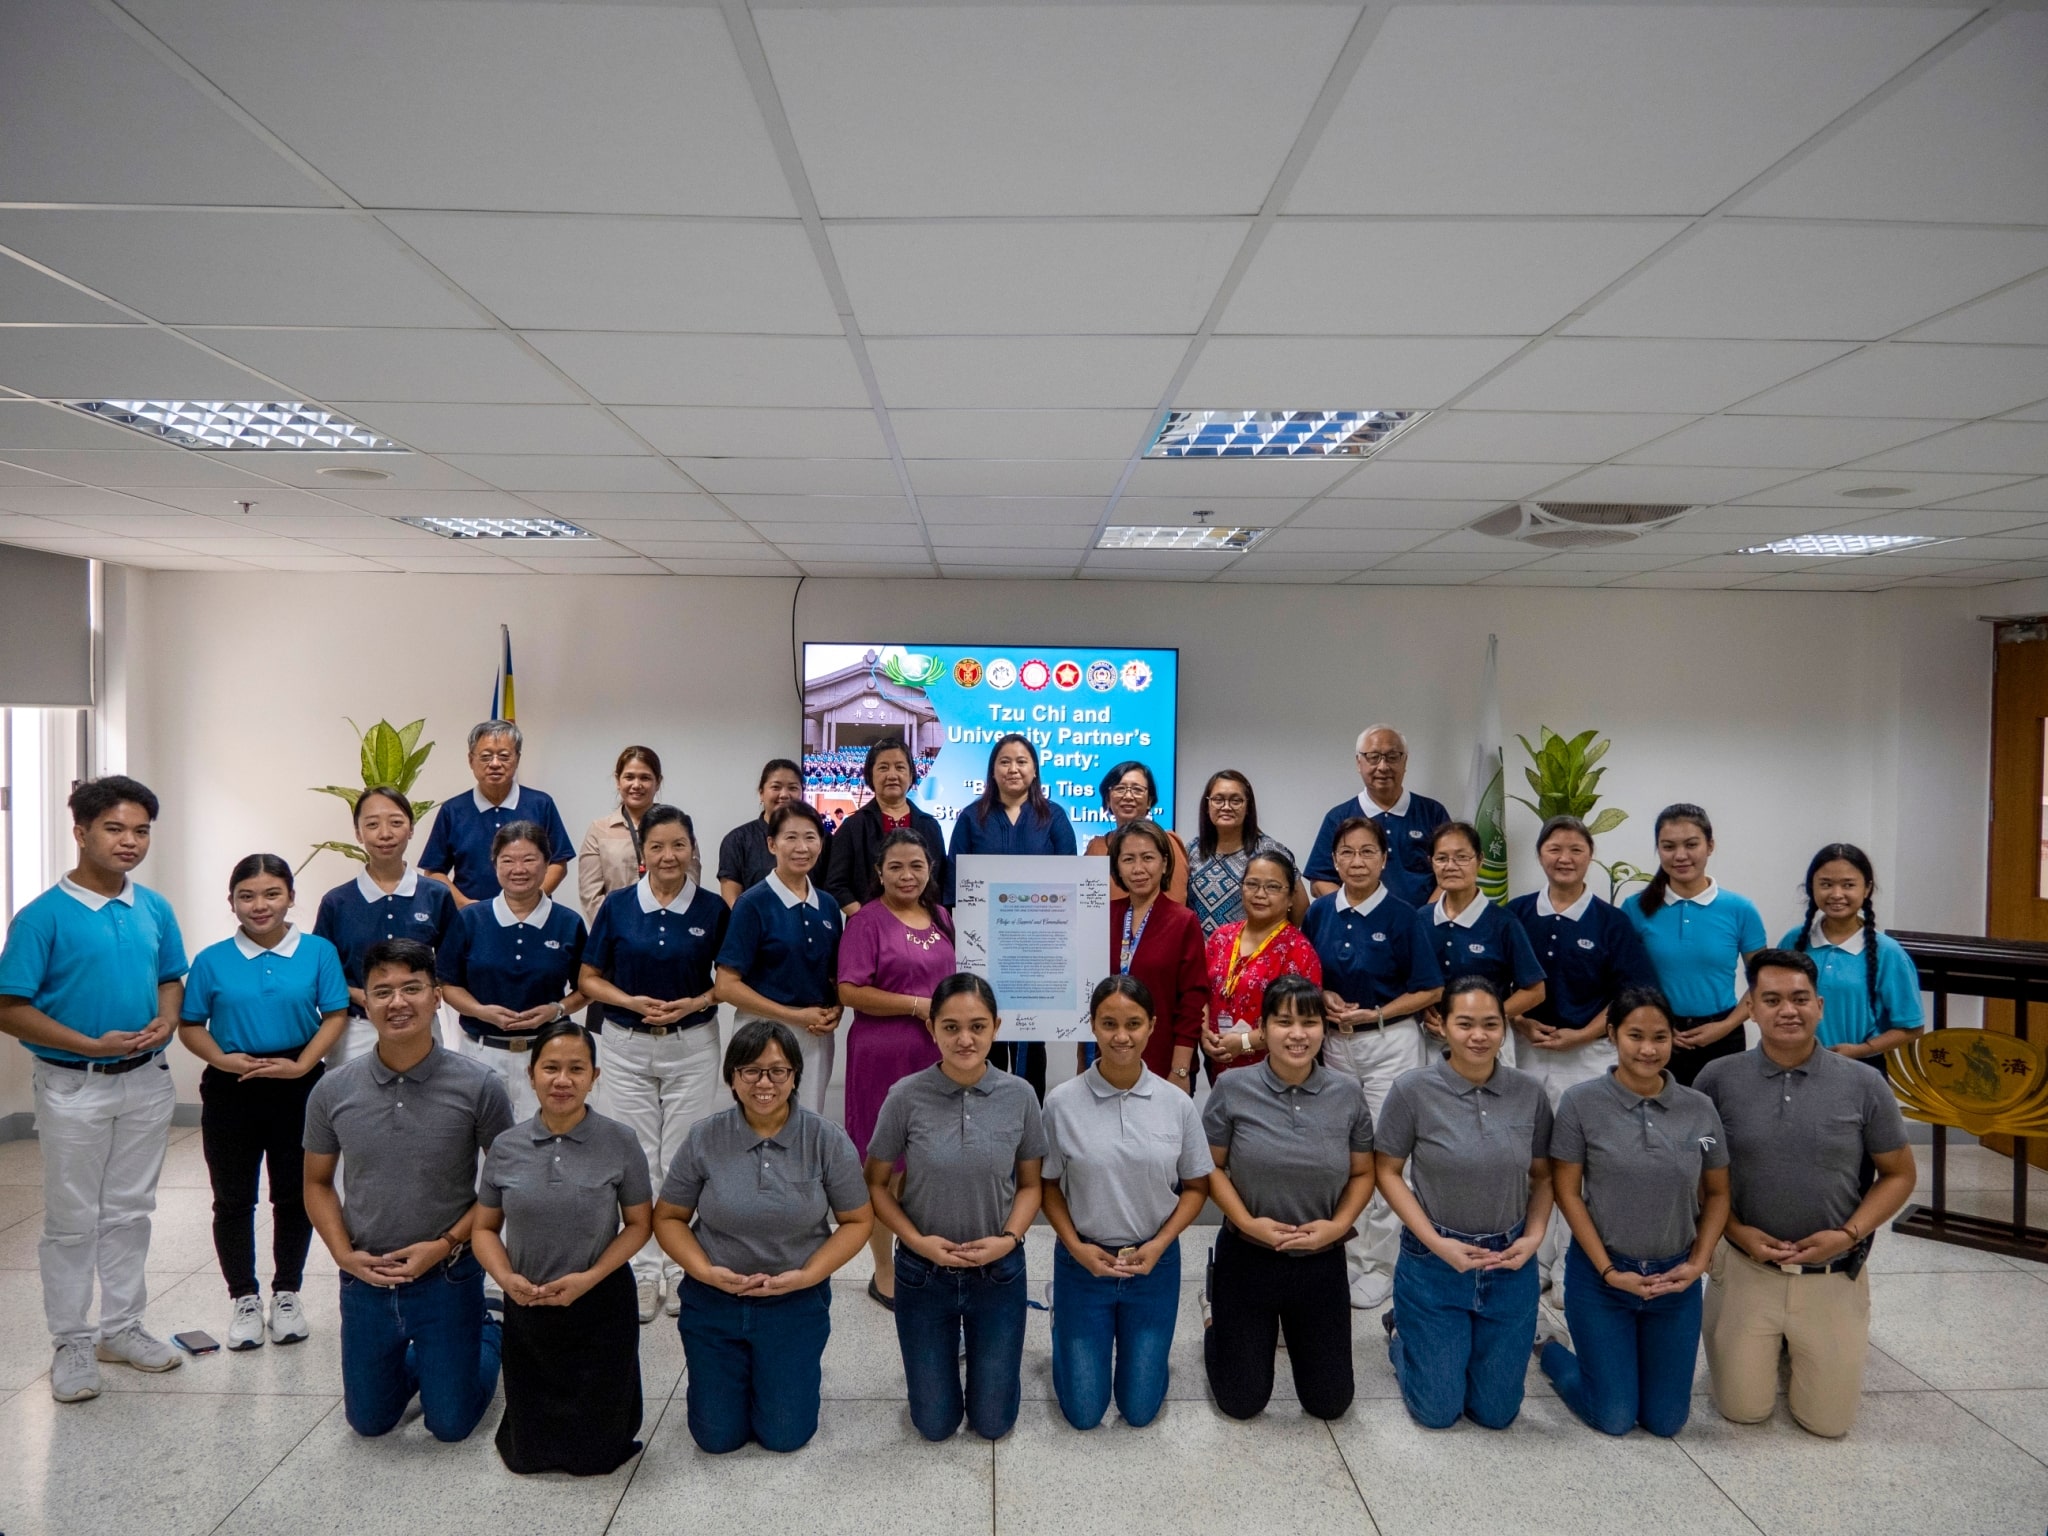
[1043,1066,1213,1249]
[867,1064,1048,1245]
[1201,1061,1374,1231]
[1552,1071,1729,1262]
[478,1109,652,1284]
[1377,1057,1552,1238]
[1696,1042,1908,1240]
[659,1104,866,1276]
[304,1040,514,1254]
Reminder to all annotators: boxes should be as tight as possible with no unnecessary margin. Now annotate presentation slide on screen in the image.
[801,643,1180,842]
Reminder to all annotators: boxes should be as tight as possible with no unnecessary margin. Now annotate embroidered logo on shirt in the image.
[1372,932,1386,942]
[1577,937,1595,950]
[414,911,432,922]
[689,927,706,937]
[1698,1135,1717,1153]
[1468,943,1486,954]
[543,939,562,950]
[1409,829,1423,839]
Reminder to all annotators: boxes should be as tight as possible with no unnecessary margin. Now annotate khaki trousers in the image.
[1703,1239,1870,1437]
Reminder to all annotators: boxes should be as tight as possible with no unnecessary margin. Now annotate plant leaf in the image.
[396,718,425,756]
[411,798,437,821]
[300,839,367,874]
[311,785,364,809]
[1510,795,1544,818]
[1564,728,1599,759]
[1582,737,1610,769]
[1516,733,1541,762]
[1587,808,1628,835]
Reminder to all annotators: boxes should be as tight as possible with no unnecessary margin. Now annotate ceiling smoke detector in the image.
[1472,501,1696,549]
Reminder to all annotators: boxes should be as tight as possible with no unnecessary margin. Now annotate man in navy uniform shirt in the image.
[421,721,575,907]
[1305,725,1449,908]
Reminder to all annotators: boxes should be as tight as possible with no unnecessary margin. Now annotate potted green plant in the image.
[300,717,438,872]
[1509,727,1650,901]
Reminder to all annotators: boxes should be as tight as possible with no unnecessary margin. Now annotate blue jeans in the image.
[1540,1240,1700,1437]
[1389,1222,1538,1430]
[894,1243,1028,1441]
[338,1253,501,1441]
[1051,1240,1180,1429]
[676,1275,832,1454]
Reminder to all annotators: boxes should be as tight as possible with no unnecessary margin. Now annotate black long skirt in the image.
[495,1264,644,1476]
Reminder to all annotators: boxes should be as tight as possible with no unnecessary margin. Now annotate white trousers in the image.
[457,1033,539,1122]
[328,1015,379,1067]
[1321,1020,1429,1284]
[595,1020,722,1283]
[34,1057,176,1345]
[733,1010,835,1118]
[1519,1034,1619,1285]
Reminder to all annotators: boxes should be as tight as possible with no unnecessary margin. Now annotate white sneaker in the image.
[96,1323,182,1373]
[1348,1270,1393,1310]
[50,1339,101,1402]
[636,1272,662,1324]
[227,1294,266,1351]
[664,1274,682,1317]
[268,1291,309,1345]
[1535,1297,1571,1354]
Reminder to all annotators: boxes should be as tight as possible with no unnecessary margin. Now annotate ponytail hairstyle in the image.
[1089,973,1157,1023]
[1637,803,1714,918]
[1535,813,1593,853]
[1793,842,1882,1020]
[876,826,947,930]
[228,852,294,895]
[354,786,415,828]
[973,733,1052,827]
[1608,985,1675,1037]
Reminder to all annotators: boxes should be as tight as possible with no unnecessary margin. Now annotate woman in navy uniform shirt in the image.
[312,787,455,1064]
[1422,823,1544,1061]
[437,822,589,1122]
[719,759,828,906]
[578,805,729,1323]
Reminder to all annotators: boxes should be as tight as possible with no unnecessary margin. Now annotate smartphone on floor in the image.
[172,1331,220,1356]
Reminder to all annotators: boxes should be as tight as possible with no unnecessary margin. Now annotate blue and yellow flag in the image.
[1470,633,1508,901]
[490,624,516,723]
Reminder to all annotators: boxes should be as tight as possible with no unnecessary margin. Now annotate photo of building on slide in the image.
[801,644,1179,841]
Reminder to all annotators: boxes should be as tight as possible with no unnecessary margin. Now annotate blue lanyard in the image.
[1120,902,1153,974]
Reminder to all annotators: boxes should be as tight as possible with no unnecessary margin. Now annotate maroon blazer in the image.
[1109,895,1212,1081]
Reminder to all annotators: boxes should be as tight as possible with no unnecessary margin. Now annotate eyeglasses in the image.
[1206,794,1247,809]
[735,1065,794,1085]
[473,750,517,766]
[1241,879,1289,896]
[1432,851,1478,867]
[1108,782,1150,798]
[367,981,434,1003]
[1355,752,1407,767]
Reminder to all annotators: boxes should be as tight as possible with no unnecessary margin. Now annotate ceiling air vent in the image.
[1472,502,1695,549]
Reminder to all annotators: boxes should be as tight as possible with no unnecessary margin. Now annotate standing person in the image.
[1377,976,1554,1431]
[420,720,575,906]
[1186,770,1303,937]
[1083,761,1189,905]
[865,973,1045,1443]
[579,746,698,920]
[1201,848,1321,1082]
[1423,822,1546,1057]
[836,830,954,1307]
[437,823,589,1122]
[719,759,829,906]
[313,787,456,1065]
[1622,805,1767,1087]
[474,1021,652,1476]
[947,734,1077,1099]
[1302,817,1444,1311]
[716,803,845,1116]
[1041,976,1211,1431]
[178,856,348,1351]
[1540,988,1731,1438]
[1785,844,1925,1065]
[303,938,515,1442]
[653,1019,873,1455]
[1697,948,1916,1439]
[0,777,188,1403]
[1201,977,1375,1422]
[578,805,728,1323]
[1305,725,1450,907]
[1103,821,1208,1092]
[822,739,950,912]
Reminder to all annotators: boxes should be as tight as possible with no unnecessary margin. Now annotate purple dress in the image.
[838,902,954,1159]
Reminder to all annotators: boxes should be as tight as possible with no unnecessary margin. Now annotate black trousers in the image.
[1668,1014,1745,1087]
[1203,1226,1353,1421]
[497,1264,644,1475]
[987,1042,1045,1101]
[199,1062,322,1298]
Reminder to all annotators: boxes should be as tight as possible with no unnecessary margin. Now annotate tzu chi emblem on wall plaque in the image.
[1889,1028,2048,1138]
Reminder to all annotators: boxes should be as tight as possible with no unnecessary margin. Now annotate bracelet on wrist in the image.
[1601,1263,1618,1280]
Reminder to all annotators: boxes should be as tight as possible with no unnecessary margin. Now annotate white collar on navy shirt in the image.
[1334,885,1390,919]
[1358,788,1412,818]
[1537,887,1594,921]
[58,873,135,911]
[765,870,820,910]
[471,783,523,815]
[1665,878,1720,908]
[355,866,419,903]
[638,875,699,913]
[1808,912,1866,954]
[234,925,304,960]
[1433,892,1490,928]
[492,893,554,928]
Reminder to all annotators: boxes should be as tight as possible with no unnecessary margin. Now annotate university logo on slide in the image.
[953,657,983,688]
[1052,660,1082,691]
[1020,659,1051,691]
[986,658,1018,690]
[1120,659,1153,692]
[1086,660,1117,692]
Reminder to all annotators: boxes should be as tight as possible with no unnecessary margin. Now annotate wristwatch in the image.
[1171,1066,1191,1080]
[437,1227,469,1265]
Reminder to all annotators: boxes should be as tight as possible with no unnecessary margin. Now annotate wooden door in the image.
[1985,618,2048,1166]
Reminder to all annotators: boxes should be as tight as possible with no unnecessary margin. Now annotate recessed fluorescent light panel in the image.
[66,400,404,452]
[1738,533,1950,558]
[1148,409,1424,459]
[399,516,594,541]
[1097,525,1267,552]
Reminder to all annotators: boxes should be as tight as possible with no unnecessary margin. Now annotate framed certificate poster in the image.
[953,855,1112,1043]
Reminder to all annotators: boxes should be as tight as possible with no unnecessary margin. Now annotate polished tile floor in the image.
[0,1132,2042,1536]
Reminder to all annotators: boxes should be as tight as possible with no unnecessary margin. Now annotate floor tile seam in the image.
[598,1392,678,1536]
[203,1393,344,1536]
[1320,1418,1385,1536]
[1944,1387,2048,1473]
[1670,1427,1770,1536]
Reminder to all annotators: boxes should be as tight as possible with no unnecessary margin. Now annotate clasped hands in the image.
[907,1231,1018,1269]
[1428,1229,1543,1274]
[699,1265,813,1297]
[625,993,714,1027]
[1234,1217,1350,1255]
[499,1268,602,1308]
[1729,1219,1856,1270]
[89,1015,179,1058]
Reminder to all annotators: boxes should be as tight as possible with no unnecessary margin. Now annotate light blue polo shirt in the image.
[1621,881,1766,1018]
[0,876,188,1063]
[182,926,350,1056]
[1778,919,1924,1050]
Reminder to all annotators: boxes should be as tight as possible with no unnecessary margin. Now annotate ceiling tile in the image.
[525,334,868,409]
[502,556,669,576]
[188,329,577,404]
[1673,504,1883,536]
[1376,550,1546,571]
[1733,469,2034,509]
[189,451,487,491]
[674,458,905,497]
[1906,272,2048,347]
[1122,458,1354,498]
[1256,527,1438,556]
[719,495,915,525]
[1177,338,1526,411]
[1740,343,2048,419]
[940,563,1079,581]
[1289,499,1499,530]
[438,455,685,494]
[116,485,374,518]
[1619,415,1961,469]
[1346,569,1476,586]
[918,497,1106,527]
[1477,569,1621,588]
[377,554,530,575]
[1567,223,2048,341]
[1110,497,1305,527]
[385,215,841,334]
[1535,465,1803,507]
[615,408,887,460]
[0,258,135,326]
[126,0,793,216]
[0,328,272,400]
[905,461,1126,499]
[780,553,933,575]
[1457,339,1854,414]
[656,557,800,577]
[0,450,270,488]
[930,524,1094,550]
[1851,423,2048,478]
[331,403,643,457]
[757,5,1358,216]
[1602,571,1755,590]
[1222,221,1681,335]
[866,338,1186,410]
[241,553,389,572]
[311,489,554,520]
[515,492,731,523]
[831,221,1246,335]
[1212,567,1366,585]
[889,410,1153,462]
[0,485,186,518]
[1736,13,2048,223]
[1925,480,2048,514]
[1290,5,1968,214]
[575,518,756,542]
[1381,412,1694,465]
[751,521,927,548]
[1824,508,2048,539]
[1321,461,1574,501]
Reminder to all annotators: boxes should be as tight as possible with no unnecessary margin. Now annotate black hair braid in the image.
[1861,891,1882,1021]
[1792,890,1819,954]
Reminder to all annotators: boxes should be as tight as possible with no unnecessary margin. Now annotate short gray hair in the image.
[468,719,523,754]
[1354,723,1407,754]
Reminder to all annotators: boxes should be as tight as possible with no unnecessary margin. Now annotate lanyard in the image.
[621,806,645,876]
[1223,923,1283,1001]
[1119,901,1153,974]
